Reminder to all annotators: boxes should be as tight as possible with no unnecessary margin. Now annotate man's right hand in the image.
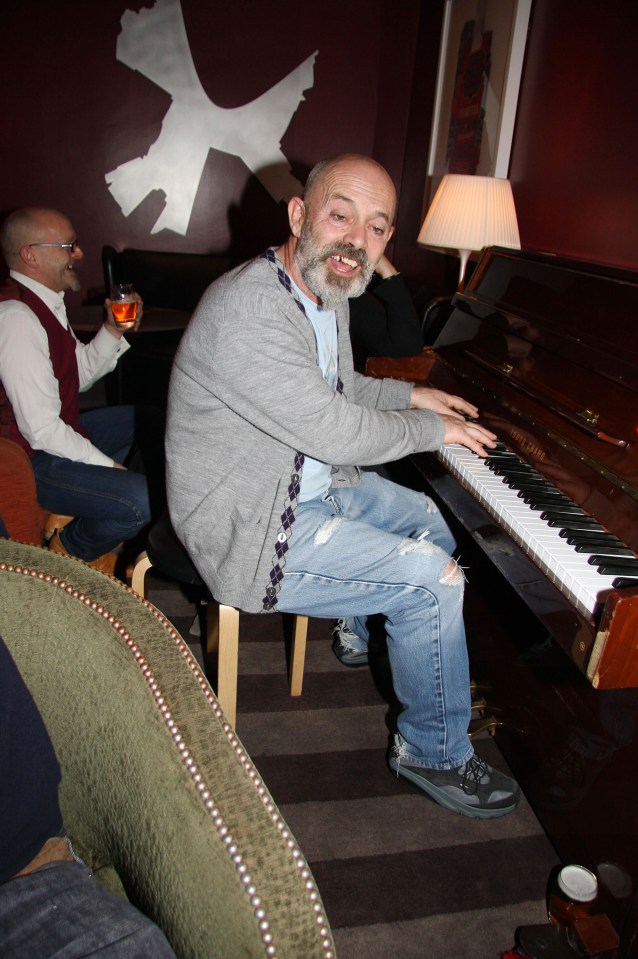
[439,415,497,458]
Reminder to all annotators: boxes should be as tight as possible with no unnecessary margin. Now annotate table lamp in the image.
[417,174,521,289]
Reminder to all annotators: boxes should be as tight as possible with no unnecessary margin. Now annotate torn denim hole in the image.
[314,516,343,545]
[397,535,464,588]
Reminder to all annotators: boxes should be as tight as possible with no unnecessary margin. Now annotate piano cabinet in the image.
[366,247,638,954]
[366,247,638,693]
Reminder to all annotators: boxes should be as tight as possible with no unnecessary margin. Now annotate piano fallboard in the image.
[367,248,638,690]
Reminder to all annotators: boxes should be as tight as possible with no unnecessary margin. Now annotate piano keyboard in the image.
[437,442,638,619]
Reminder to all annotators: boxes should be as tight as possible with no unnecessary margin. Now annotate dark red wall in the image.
[509,0,638,271]
[2,0,636,300]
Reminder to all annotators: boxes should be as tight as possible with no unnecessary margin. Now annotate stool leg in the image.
[289,615,308,697]
[207,602,239,727]
[131,551,153,597]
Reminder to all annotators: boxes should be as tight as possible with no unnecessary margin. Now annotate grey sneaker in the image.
[332,619,369,667]
[389,744,520,819]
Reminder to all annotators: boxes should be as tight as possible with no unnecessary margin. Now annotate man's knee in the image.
[115,471,152,526]
[440,557,464,587]
[396,537,465,590]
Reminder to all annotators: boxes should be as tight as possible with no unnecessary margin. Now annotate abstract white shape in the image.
[105,0,317,235]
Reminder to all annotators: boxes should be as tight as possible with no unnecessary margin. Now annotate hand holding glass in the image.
[110,283,137,329]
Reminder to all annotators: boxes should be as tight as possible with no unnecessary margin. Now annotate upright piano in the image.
[368,247,638,955]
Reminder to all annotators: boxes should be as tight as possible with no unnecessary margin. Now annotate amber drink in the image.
[548,865,598,927]
[110,283,137,329]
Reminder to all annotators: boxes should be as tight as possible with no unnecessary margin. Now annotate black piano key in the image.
[487,446,515,456]
[490,465,539,476]
[521,493,575,507]
[529,504,573,514]
[563,531,619,546]
[540,506,584,518]
[597,561,638,575]
[592,553,638,568]
[514,486,552,496]
[549,517,605,530]
[516,483,563,492]
[575,543,634,556]
[514,482,558,492]
[494,474,546,487]
[488,460,534,471]
[613,577,638,588]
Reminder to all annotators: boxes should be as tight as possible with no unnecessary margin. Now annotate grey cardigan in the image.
[166,253,445,613]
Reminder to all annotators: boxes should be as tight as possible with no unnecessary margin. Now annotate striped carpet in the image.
[146,570,559,959]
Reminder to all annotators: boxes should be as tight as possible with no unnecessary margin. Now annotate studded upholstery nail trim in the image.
[0,560,334,959]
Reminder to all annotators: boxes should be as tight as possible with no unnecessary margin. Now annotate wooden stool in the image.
[130,518,308,727]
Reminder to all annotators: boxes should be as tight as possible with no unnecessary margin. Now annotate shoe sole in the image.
[388,756,519,819]
[332,643,369,667]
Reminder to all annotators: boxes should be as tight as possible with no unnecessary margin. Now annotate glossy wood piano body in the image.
[370,247,638,689]
[368,248,638,954]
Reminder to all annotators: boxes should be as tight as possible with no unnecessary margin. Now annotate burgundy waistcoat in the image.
[0,278,88,456]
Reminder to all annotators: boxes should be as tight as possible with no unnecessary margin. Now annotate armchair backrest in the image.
[0,439,46,544]
[102,246,234,312]
[0,539,335,959]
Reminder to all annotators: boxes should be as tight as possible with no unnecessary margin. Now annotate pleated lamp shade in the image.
[417,174,521,288]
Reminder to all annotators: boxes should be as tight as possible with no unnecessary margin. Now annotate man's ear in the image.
[288,196,306,238]
[17,245,36,269]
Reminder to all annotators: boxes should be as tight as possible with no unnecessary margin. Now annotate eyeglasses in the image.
[28,241,79,251]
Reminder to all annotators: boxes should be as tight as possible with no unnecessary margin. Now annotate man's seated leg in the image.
[332,473,458,669]
[31,455,151,567]
[0,859,177,959]
[31,402,154,568]
[81,405,166,518]
[332,616,370,667]
[277,472,520,819]
[0,633,177,957]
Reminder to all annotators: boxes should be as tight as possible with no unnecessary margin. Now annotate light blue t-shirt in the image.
[291,281,338,502]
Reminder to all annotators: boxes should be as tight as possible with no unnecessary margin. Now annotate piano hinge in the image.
[579,408,599,425]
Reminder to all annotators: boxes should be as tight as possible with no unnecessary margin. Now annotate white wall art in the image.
[105,0,317,235]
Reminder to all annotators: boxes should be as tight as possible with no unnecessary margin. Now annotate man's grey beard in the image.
[295,225,375,311]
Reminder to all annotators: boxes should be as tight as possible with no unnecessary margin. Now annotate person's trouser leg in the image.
[0,861,176,958]
[31,407,152,560]
[339,474,457,652]
[277,471,472,769]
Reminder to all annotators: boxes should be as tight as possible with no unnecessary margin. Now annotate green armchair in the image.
[0,538,335,959]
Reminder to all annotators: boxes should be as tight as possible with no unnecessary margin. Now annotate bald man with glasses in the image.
[0,207,161,575]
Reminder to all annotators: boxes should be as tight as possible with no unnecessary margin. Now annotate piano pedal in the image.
[470,697,506,717]
[469,715,503,737]
[468,714,525,738]
[471,696,487,713]
[470,679,492,696]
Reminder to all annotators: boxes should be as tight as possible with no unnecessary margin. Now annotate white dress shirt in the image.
[0,271,130,466]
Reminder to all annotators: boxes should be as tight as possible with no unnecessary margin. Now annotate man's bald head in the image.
[1,208,82,293]
[303,154,397,224]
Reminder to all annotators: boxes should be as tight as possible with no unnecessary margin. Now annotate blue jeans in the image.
[277,471,473,770]
[0,860,176,958]
[30,407,154,560]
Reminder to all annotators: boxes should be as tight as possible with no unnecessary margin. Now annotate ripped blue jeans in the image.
[276,470,473,770]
